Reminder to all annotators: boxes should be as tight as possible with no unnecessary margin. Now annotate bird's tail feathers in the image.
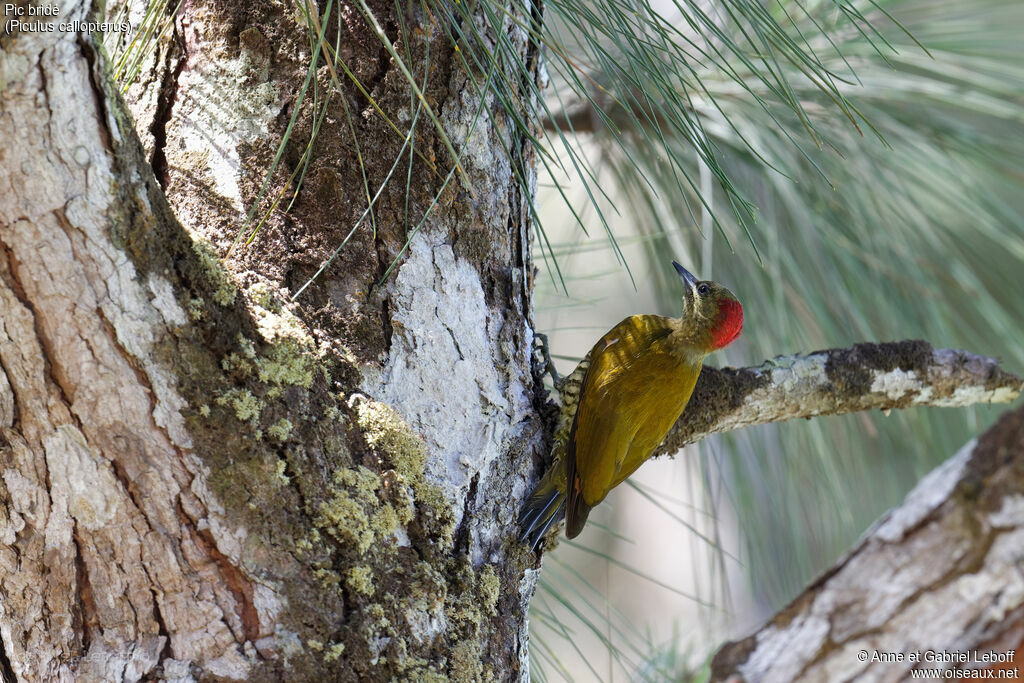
[518,485,565,551]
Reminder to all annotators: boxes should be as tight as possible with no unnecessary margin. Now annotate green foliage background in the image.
[530,0,1024,679]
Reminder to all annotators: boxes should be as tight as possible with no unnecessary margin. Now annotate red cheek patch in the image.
[711,299,743,350]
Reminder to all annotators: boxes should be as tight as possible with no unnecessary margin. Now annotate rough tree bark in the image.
[659,342,1022,456]
[1,0,546,680]
[710,402,1024,682]
[0,1,1021,682]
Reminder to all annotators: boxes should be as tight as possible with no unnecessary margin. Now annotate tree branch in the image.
[656,340,1023,457]
[542,107,599,133]
[708,401,1024,681]
[541,99,682,135]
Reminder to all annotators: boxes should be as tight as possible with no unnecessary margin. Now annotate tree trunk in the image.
[3,2,1022,682]
[0,0,545,680]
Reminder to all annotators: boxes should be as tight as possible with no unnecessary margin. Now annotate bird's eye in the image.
[697,283,711,296]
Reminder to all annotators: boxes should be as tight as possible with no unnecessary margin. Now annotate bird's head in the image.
[673,261,743,351]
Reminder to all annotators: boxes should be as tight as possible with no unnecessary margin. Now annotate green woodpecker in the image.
[519,261,743,550]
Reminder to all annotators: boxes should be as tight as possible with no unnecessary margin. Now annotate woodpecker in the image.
[519,261,743,550]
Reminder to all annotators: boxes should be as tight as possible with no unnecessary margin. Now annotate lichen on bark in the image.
[28,0,550,679]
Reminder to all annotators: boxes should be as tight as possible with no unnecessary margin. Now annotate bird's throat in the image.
[710,299,743,350]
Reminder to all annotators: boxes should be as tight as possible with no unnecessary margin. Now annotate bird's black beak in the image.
[672,261,700,292]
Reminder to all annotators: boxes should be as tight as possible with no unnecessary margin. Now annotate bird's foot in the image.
[534,332,562,385]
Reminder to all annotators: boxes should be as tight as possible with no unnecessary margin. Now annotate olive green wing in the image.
[564,315,674,538]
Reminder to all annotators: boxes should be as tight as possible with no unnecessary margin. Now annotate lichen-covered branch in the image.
[708,401,1024,682]
[656,340,1022,457]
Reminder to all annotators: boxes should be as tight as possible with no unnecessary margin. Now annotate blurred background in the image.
[526,0,1024,679]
